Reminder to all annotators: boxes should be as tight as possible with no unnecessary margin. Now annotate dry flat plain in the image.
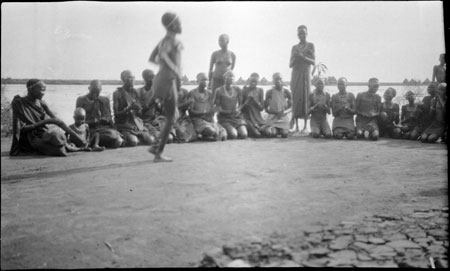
[1,136,447,268]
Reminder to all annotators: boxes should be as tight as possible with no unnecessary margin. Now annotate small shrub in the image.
[1,85,13,137]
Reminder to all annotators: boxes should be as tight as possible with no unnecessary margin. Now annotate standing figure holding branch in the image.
[148,12,183,162]
[290,25,315,135]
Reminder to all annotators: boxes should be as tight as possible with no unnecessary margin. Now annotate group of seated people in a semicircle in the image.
[9,70,447,157]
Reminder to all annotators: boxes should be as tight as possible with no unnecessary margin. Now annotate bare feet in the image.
[91,145,105,152]
[364,131,370,139]
[65,143,82,152]
[149,145,172,162]
[300,128,310,134]
[154,154,173,163]
[148,145,158,155]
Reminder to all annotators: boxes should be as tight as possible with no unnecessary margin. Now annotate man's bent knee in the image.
[427,134,439,143]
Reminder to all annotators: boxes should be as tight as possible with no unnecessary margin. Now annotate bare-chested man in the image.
[355,78,382,141]
[76,80,124,148]
[113,70,154,147]
[148,12,183,162]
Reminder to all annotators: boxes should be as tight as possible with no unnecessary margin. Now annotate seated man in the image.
[137,69,175,144]
[264,73,292,138]
[76,80,124,148]
[308,77,332,139]
[421,83,447,143]
[331,77,356,140]
[113,70,154,147]
[379,87,401,139]
[10,79,85,156]
[172,86,197,143]
[400,91,422,140]
[241,73,272,138]
[355,78,382,141]
[411,82,437,140]
[214,70,248,139]
[137,69,160,140]
[188,73,226,141]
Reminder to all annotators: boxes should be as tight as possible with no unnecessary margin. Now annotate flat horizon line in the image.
[1,78,425,86]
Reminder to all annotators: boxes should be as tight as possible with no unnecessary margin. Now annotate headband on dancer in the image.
[162,12,178,28]
[167,15,178,28]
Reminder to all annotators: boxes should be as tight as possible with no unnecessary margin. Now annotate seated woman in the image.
[214,70,247,139]
[113,70,154,147]
[379,87,401,139]
[400,91,422,140]
[331,77,356,140]
[10,79,86,156]
[264,73,292,138]
[76,80,124,148]
[411,82,437,140]
[241,73,272,138]
[188,73,226,141]
[355,78,382,141]
[308,77,332,139]
[421,83,446,143]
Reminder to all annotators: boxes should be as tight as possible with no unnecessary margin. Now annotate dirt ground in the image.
[1,136,447,268]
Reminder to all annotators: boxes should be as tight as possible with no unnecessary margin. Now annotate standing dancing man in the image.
[148,12,183,162]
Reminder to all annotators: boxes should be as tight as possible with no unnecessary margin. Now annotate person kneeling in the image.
[188,73,227,141]
[214,70,248,139]
[331,77,356,140]
[421,83,446,143]
[355,78,382,141]
[308,78,332,139]
[378,88,401,139]
[264,73,292,138]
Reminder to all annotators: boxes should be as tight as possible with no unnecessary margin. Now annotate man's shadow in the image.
[1,151,49,158]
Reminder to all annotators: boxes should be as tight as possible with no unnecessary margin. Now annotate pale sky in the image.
[1,1,445,83]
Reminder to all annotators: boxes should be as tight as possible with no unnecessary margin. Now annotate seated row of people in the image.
[9,79,115,156]
[308,77,447,143]
[9,73,446,157]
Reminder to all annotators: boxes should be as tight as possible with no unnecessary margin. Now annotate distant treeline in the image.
[1,78,421,86]
[2,78,125,85]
